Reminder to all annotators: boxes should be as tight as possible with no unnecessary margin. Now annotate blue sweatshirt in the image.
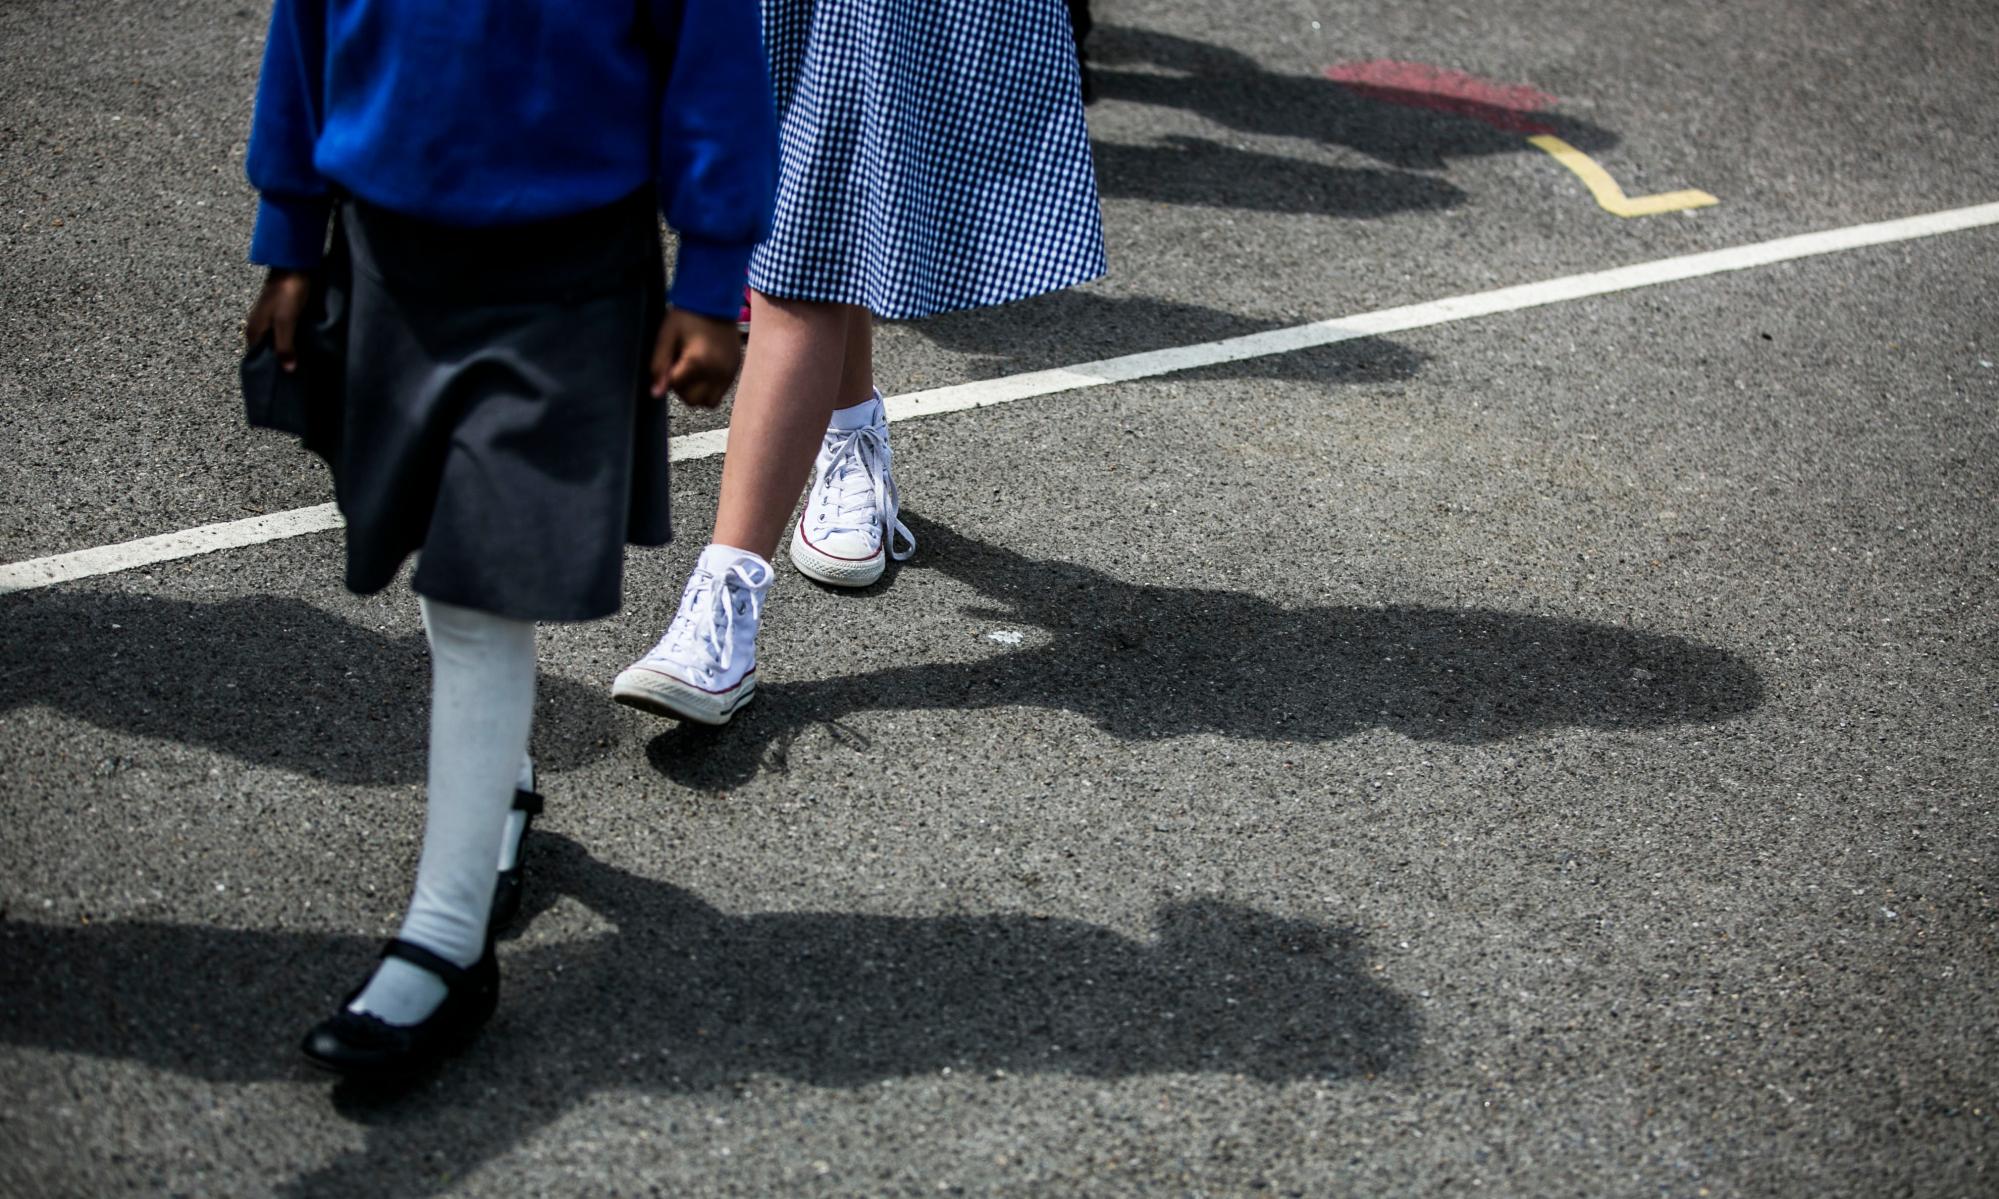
[246,0,778,320]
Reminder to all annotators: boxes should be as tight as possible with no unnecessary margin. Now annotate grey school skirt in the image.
[329,191,670,622]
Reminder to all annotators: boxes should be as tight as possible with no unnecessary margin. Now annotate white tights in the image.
[350,597,536,1023]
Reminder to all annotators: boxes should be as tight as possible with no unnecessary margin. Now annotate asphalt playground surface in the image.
[2,0,1996,1195]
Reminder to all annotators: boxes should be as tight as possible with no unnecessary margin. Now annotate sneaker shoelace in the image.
[652,561,766,682]
[813,421,916,560]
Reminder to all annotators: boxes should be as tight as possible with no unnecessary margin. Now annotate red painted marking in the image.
[1323,60,1558,135]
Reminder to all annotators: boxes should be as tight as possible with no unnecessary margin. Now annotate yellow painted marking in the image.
[1527,134,1719,218]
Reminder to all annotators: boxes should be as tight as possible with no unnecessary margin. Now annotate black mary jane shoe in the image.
[301,939,500,1077]
[489,785,543,935]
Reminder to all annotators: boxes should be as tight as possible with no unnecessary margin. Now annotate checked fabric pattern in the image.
[748,0,1107,320]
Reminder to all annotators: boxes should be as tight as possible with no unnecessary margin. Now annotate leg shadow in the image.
[1093,135,1468,216]
[1090,25,1617,175]
[648,514,1763,789]
[1,833,1415,1195]
[0,591,621,784]
[906,290,1430,381]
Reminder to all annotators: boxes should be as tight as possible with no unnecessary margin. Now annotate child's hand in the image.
[243,269,313,372]
[651,308,742,408]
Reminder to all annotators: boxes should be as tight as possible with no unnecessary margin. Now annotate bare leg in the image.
[614,294,872,724]
[710,293,866,560]
[835,306,874,411]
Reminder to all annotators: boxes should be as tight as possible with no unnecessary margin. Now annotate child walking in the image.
[241,0,777,1076]
[611,0,1106,725]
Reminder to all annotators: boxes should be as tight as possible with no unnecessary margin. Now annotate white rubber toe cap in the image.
[611,663,755,726]
[789,521,885,588]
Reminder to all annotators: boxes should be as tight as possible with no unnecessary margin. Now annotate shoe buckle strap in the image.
[381,938,473,989]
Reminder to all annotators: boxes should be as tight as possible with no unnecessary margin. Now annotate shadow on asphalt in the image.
[909,293,1428,380]
[0,831,1413,1195]
[649,514,1765,790]
[1090,25,1617,180]
[904,24,1621,377]
[1094,134,1468,215]
[0,592,621,785]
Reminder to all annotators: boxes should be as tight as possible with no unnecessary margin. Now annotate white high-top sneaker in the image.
[788,392,915,587]
[612,546,773,725]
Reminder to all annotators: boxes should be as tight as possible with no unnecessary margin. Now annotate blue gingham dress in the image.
[748,0,1107,320]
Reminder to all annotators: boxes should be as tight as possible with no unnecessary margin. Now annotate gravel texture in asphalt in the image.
[2,1,1995,1195]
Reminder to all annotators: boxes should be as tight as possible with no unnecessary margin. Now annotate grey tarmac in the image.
[2,0,1994,1196]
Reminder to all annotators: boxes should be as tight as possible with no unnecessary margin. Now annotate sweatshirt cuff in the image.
[667,236,754,322]
[249,195,332,269]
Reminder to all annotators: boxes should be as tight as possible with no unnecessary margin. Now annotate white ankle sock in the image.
[826,391,883,431]
[701,542,773,576]
[350,599,536,1025]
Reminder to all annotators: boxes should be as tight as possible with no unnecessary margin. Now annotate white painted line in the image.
[0,431,736,596]
[880,200,1999,423]
[0,504,344,595]
[5,199,1996,597]
[668,427,730,463]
